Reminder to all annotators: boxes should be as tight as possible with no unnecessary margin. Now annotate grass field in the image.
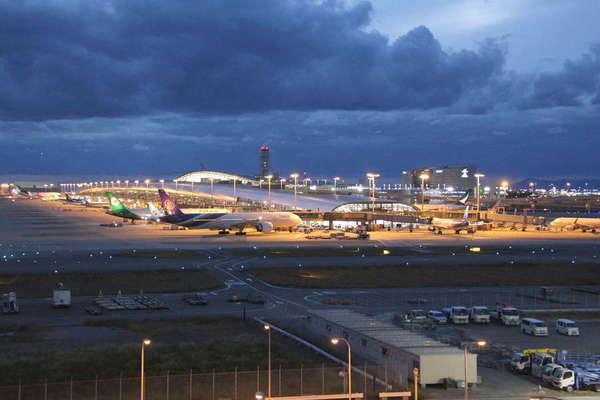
[230,245,526,258]
[0,269,222,298]
[0,317,331,385]
[250,262,600,288]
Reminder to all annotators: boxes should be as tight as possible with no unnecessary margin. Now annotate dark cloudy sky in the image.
[1,0,599,182]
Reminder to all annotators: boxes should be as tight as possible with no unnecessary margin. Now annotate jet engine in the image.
[255,221,274,233]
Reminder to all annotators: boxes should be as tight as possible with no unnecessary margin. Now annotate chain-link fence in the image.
[0,364,406,400]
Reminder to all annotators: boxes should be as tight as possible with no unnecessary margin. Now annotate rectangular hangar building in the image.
[305,309,477,388]
[401,165,477,191]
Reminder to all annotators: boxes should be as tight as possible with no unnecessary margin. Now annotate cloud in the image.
[529,44,600,108]
[0,0,509,120]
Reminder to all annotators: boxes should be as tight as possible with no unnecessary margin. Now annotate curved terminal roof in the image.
[175,171,257,185]
[163,181,414,212]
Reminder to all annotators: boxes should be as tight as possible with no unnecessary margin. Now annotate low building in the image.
[305,309,477,388]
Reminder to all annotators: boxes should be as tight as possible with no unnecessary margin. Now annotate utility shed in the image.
[306,309,477,387]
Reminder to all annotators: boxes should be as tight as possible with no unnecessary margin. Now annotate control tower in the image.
[259,145,270,178]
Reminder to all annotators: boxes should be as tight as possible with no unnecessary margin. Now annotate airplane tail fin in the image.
[64,192,72,201]
[148,202,163,217]
[105,192,126,213]
[457,190,471,205]
[463,206,470,221]
[158,189,182,216]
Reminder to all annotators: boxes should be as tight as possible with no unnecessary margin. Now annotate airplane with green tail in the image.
[105,192,143,222]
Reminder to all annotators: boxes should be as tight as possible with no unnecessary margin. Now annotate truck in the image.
[1,291,19,314]
[552,367,600,392]
[52,283,71,308]
[531,352,556,377]
[490,304,520,325]
[442,306,469,324]
[469,306,491,323]
[510,349,556,374]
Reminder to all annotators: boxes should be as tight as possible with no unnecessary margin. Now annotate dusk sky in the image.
[1,0,599,182]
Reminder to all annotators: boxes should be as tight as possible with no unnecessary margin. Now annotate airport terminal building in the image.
[401,165,477,191]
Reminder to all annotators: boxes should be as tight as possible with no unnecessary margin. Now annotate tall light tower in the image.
[331,338,352,400]
[140,339,151,400]
[474,173,485,220]
[290,173,299,210]
[333,177,340,195]
[419,173,429,211]
[265,174,273,208]
[366,173,379,211]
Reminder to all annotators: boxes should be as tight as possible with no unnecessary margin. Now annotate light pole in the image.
[233,178,237,199]
[474,173,485,220]
[290,173,299,210]
[366,173,379,211]
[159,179,164,188]
[134,180,139,187]
[331,338,352,400]
[280,178,286,190]
[264,324,272,398]
[140,339,151,400]
[501,180,509,197]
[265,175,273,208]
[210,178,214,207]
[125,180,129,188]
[463,340,486,400]
[419,174,429,211]
[333,177,340,195]
[144,179,150,189]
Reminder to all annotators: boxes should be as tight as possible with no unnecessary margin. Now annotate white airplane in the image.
[157,189,302,234]
[549,217,600,233]
[428,206,485,234]
[416,190,471,212]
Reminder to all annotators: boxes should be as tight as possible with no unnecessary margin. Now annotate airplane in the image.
[105,192,143,223]
[63,192,89,205]
[416,190,471,212]
[156,189,302,234]
[549,217,600,233]
[10,185,32,198]
[428,206,485,234]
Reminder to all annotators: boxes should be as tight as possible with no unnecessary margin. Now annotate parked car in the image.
[521,318,549,336]
[556,319,580,336]
[427,310,448,324]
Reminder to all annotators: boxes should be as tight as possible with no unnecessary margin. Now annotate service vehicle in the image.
[510,349,556,374]
[52,283,71,308]
[521,318,549,336]
[556,319,580,336]
[542,363,564,385]
[531,352,556,377]
[442,306,469,324]
[490,304,520,325]
[469,306,491,323]
[1,291,19,314]
[552,367,600,392]
[427,310,448,324]
[510,353,532,373]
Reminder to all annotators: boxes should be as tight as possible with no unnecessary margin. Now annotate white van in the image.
[556,319,579,336]
[521,318,549,336]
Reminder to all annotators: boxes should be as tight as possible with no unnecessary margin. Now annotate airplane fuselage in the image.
[159,212,302,231]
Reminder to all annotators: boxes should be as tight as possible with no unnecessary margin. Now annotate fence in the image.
[0,364,405,400]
